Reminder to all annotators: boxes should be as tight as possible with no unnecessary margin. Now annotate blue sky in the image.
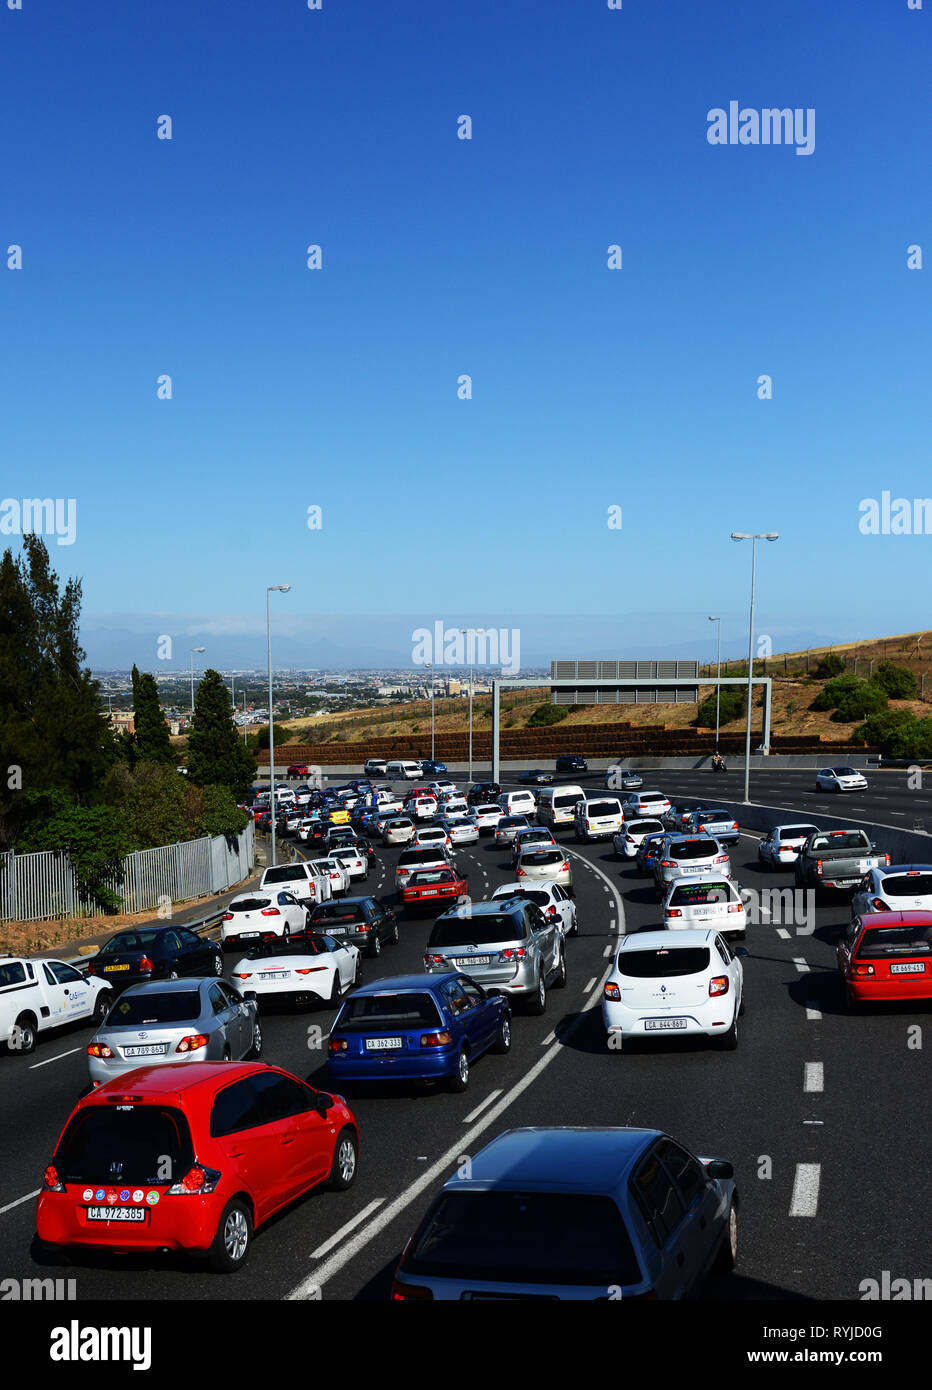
[2,0,930,670]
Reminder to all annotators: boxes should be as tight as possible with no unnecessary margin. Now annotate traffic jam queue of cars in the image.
[15,758,930,1295]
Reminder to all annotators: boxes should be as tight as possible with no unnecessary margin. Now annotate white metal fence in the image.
[0,821,256,924]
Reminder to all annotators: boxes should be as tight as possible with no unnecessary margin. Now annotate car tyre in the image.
[527,972,547,1016]
[714,1197,739,1273]
[448,1046,470,1092]
[11,1013,37,1055]
[92,991,113,1025]
[246,1019,263,1058]
[491,1012,511,1054]
[213,953,224,974]
[328,1127,358,1190]
[353,955,363,987]
[716,1016,738,1050]
[552,945,567,989]
[208,1198,252,1273]
[368,932,381,960]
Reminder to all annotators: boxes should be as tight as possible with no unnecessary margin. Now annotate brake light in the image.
[139,956,154,972]
[715,855,728,864]
[168,1164,221,1195]
[43,1164,65,1192]
[500,947,527,960]
[547,906,557,917]
[661,860,674,868]
[884,854,891,866]
[665,908,682,917]
[561,861,569,872]
[391,1277,433,1301]
[604,981,620,1000]
[517,867,526,876]
[328,1037,348,1053]
[87,1042,114,1057]
[85,961,97,975]
[420,1031,453,1047]
[231,972,252,979]
[709,975,729,996]
[727,903,743,913]
[222,913,234,921]
[175,1033,209,1053]
[425,953,444,965]
[852,963,875,977]
[871,898,886,911]
[816,860,823,875]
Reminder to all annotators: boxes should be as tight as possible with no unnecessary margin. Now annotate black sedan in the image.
[555,755,588,772]
[519,769,554,786]
[307,897,400,959]
[467,781,502,804]
[86,925,223,992]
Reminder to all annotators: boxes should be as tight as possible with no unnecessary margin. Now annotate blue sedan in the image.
[327,973,511,1091]
[420,760,448,775]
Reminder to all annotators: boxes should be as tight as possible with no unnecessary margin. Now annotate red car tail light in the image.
[294,966,327,975]
[261,907,281,917]
[87,1042,114,1058]
[420,1031,453,1047]
[709,976,729,996]
[168,1164,221,1196]
[85,961,98,975]
[391,1277,433,1301]
[222,913,234,921]
[43,1164,65,1192]
[561,862,570,872]
[328,1037,348,1053]
[500,947,527,960]
[604,982,621,1000]
[871,898,886,911]
[665,908,682,918]
[139,956,154,972]
[516,867,526,877]
[727,903,743,913]
[231,972,252,979]
[884,854,891,866]
[175,1033,209,1053]
[714,854,728,864]
[815,860,823,875]
[425,953,444,965]
[852,963,875,977]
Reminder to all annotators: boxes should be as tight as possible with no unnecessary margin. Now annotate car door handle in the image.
[280,1136,296,1146]
[228,1148,246,1158]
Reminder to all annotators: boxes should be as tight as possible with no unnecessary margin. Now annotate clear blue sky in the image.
[2,0,930,669]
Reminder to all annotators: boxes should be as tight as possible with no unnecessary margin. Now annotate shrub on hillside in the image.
[696,688,744,726]
[872,661,918,699]
[527,703,569,727]
[809,673,864,710]
[814,654,846,678]
[829,682,889,722]
[853,709,932,758]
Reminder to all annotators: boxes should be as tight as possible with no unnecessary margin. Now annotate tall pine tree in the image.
[186,668,255,798]
[131,664,174,763]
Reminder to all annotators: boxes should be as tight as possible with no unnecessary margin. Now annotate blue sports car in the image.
[327,973,511,1091]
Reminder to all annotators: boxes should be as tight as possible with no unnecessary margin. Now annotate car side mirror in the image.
[315,1092,334,1117]
[705,1159,734,1179]
[243,990,257,1002]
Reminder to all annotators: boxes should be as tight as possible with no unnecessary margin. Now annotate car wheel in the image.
[714,1197,739,1273]
[527,973,547,1016]
[328,1128,358,1190]
[738,989,746,1017]
[92,991,113,1025]
[552,945,567,989]
[389,917,400,944]
[208,1198,252,1273]
[246,1019,263,1059]
[491,1012,512,1054]
[369,932,381,959]
[716,1016,738,1050]
[845,988,864,1013]
[213,953,224,975]
[448,1046,470,1092]
[329,972,342,1005]
[353,955,363,987]
[11,1013,37,1055]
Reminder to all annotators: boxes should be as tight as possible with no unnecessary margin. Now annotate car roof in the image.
[443,1126,660,1193]
[350,973,459,995]
[439,897,524,917]
[877,864,932,875]
[80,1061,277,1105]
[854,910,932,926]
[118,978,211,996]
[618,928,717,949]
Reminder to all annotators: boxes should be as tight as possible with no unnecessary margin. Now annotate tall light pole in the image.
[189,646,206,713]
[425,661,435,760]
[459,629,480,784]
[708,616,722,753]
[731,532,779,803]
[243,692,248,745]
[267,585,291,868]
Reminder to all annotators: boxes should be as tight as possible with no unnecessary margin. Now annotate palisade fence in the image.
[0,820,256,925]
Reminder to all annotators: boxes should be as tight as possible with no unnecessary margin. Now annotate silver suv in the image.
[423,897,566,1015]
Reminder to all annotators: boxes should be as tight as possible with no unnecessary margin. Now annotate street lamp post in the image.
[243,692,248,745]
[425,662,435,760]
[730,532,779,803]
[267,585,291,868]
[708,616,722,753]
[459,629,480,783]
[189,646,206,713]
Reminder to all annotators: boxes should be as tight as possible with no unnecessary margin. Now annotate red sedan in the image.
[403,866,469,913]
[837,910,932,1008]
[35,1062,359,1272]
[287,763,311,777]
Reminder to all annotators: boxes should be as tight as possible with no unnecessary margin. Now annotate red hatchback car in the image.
[403,866,469,913]
[837,910,932,1008]
[35,1062,359,1272]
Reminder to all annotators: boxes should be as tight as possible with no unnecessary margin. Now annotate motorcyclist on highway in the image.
[712,752,727,773]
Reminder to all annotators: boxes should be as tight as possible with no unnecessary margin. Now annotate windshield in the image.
[99,931,168,954]
[429,915,523,946]
[585,801,622,818]
[336,993,442,1030]
[669,840,718,860]
[245,936,333,960]
[107,992,201,1025]
[669,881,733,905]
[856,924,932,958]
[809,833,869,852]
[618,947,711,977]
[55,1106,194,1185]
[881,874,932,897]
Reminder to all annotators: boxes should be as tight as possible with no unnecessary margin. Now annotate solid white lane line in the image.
[562,845,628,935]
[28,1047,82,1069]
[776,927,791,940]
[789,1163,821,1217]
[462,1090,503,1123]
[805,1002,822,1021]
[311,1199,386,1259]
[804,1062,824,1092]
[540,1030,555,1046]
[792,957,810,973]
[585,977,596,992]
[0,1190,40,1217]
[286,964,616,1300]
[603,943,613,957]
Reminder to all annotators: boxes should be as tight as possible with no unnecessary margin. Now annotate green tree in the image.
[814,654,846,678]
[192,784,250,838]
[696,688,745,727]
[187,668,256,798]
[809,673,863,710]
[830,683,888,722]
[872,661,918,700]
[103,761,189,849]
[131,665,174,763]
[527,703,570,727]
[14,789,131,913]
[0,536,117,848]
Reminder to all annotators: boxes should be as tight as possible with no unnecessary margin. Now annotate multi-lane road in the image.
[2,769,929,1303]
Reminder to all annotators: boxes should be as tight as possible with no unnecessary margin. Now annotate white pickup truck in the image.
[0,955,113,1055]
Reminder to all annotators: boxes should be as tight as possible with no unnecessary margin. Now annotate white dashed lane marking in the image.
[792,958,810,974]
[804,1062,824,1093]
[789,1163,821,1217]
[805,1002,822,1021]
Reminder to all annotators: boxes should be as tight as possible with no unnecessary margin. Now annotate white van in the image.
[386,760,421,780]
[574,795,625,843]
[1,955,112,1055]
[536,785,585,830]
[497,789,538,821]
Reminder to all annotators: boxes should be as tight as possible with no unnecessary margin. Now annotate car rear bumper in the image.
[846,976,932,1002]
[603,1000,737,1037]
[327,1048,457,1081]
[36,1188,223,1254]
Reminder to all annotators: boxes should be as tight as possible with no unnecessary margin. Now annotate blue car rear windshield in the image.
[336,993,442,1029]
[405,1191,641,1287]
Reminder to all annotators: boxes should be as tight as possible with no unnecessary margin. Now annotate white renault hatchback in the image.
[660,876,748,939]
[602,929,744,1049]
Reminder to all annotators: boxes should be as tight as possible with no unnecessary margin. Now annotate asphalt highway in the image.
[1,772,928,1302]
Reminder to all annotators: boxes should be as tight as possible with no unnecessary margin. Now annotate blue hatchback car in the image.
[327,973,511,1091]
[420,760,448,775]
